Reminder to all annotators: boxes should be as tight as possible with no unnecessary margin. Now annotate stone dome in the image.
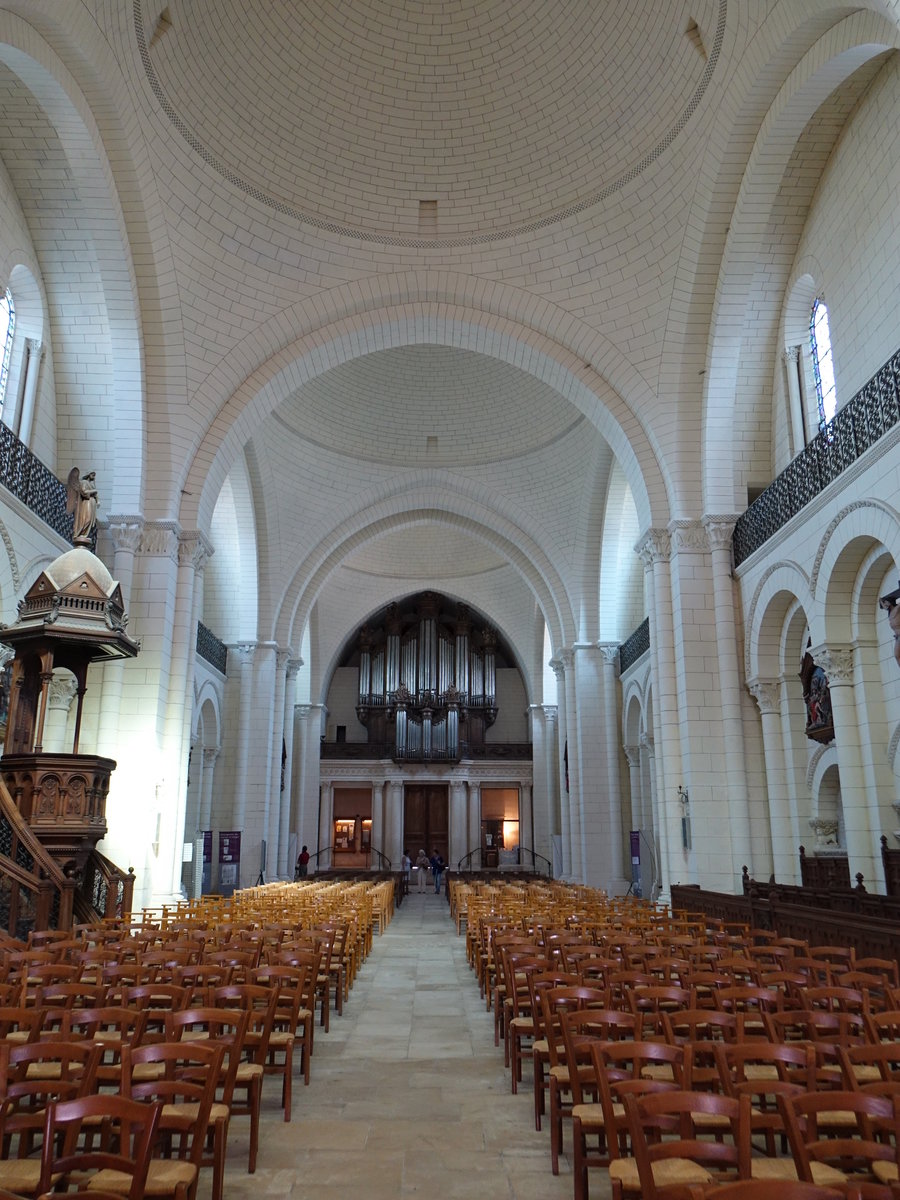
[44,547,115,596]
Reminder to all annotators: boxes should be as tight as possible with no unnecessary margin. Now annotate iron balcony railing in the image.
[196,621,227,673]
[0,422,74,542]
[733,346,900,566]
[619,617,650,673]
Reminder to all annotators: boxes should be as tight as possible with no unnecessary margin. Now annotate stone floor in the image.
[208,887,608,1199]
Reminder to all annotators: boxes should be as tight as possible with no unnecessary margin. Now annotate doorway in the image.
[403,784,449,866]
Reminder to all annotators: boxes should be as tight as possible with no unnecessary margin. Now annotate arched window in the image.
[809,298,836,429]
[0,288,15,411]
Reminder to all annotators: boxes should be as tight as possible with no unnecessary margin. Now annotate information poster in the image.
[218,830,241,895]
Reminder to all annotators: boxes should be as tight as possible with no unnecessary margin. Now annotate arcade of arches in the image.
[0,2,898,909]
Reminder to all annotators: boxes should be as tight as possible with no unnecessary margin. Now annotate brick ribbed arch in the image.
[0,12,147,514]
[701,9,898,513]
[273,489,576,657]
[176,274,668,533]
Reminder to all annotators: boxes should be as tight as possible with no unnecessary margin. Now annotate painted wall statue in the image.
[65,468,98,544]
[879,581,900,669]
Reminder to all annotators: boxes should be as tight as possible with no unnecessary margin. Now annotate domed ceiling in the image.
[139,0,724,241]
[272,345,587,467]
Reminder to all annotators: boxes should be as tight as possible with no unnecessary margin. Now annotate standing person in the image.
[430,848,444,895]
[401,848,411,896]
[415,848,429,892]
[296,844,310,879]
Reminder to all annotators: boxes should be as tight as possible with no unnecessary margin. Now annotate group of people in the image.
[401,847,444,894]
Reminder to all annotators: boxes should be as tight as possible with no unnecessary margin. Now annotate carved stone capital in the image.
[548,656,565,682]
[623,744,640,767]
[809,817,840,848]
[702,515,740,551]
[106,518,144,555]
[635,528,671,567]
[285,657,302,681]
[598,642,620,668]
[138,521,180,560]
[543,704,558,722]
[557,648,574,671]
[202,747,219,768]
[48,672,78,711]
[782,346,800,366]
[639,731,654,752]
[178,530,214,573]
[230,642,257,668]
[276,648,293,673]
[747,677,780,716]
[814,646,854,685]
[669,520,708,554]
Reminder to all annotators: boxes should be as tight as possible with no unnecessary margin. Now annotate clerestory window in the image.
[809,298,836,429]
[0,288,14,412]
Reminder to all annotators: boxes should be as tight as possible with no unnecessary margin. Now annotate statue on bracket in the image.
[800,647,834,744]
[879,580,900,669]
[65,468,99,545]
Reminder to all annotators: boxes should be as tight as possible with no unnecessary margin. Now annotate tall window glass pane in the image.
[810,298,836,428]
[0,289,14,412]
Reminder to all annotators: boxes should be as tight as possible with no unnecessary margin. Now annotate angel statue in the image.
[66,467,98,545]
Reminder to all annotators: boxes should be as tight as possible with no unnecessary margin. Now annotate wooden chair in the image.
[542,987,626,1174]
[120,1040,225,1200]
[209,984,275,1174]
[676,1182,846,1200]
[527,969,580,1132]
[0,1040,101,1198]
[576,1040,688,1200]
[613,1089,751,1200]
[34,1092,161,1200]
[165,1007,249,1200]
[778,1089,900,1198]
[65,1006,149,1089]
[712,1040,849,1185]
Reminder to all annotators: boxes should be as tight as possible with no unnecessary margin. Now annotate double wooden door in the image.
[403,784,449,865]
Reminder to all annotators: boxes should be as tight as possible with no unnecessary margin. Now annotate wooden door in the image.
[403,784,449,864]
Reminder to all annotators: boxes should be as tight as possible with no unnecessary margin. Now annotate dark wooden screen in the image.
[403,784,449,863]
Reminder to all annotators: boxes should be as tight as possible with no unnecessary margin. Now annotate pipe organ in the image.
[355,593,498,761]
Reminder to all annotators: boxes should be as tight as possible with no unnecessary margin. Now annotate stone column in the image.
[294,703,324,852]
[550,656,574,878]
[624,744,641,844]
[384,778,403,869]
[44,672,78,753]
[371,780,385,862]
[704,515,754,882]
[318,781,333,870]
[264,647,289,877]
[467,781,481,869]
[278,658,301,877]
[599,643,626,890]
[812,645,880,886]
[198,747,219,832]
[635,529,676,896]
[748,677,794,883]
[783,347,804,458]
[639,731,663,896]
[449,780,468,869]
[163,530,211,897]
[518,781,533,868]
[228,644,256,831]
[97,519,143,758]
[527,704,558,868]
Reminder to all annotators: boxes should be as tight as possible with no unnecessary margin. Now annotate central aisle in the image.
[217,887,583,1199]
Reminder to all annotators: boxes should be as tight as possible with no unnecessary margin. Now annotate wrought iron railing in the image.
[0,422,74,542]
[733,347,900,566]
[196,621,227,673]
[619,617,650,673]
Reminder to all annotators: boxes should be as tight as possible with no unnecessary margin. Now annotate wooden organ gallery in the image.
[320,592,534,874]
[355,593,499,762]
